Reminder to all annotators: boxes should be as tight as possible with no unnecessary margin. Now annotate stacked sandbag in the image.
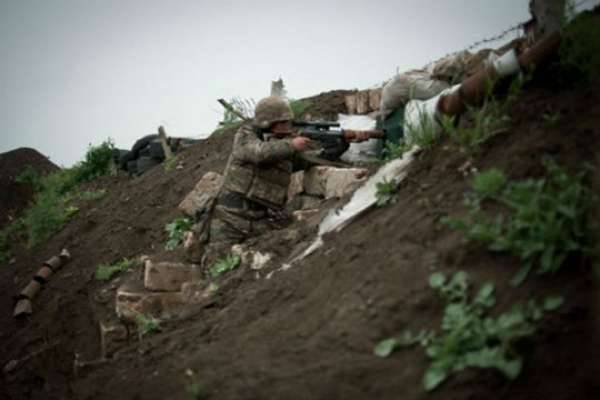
[379,70,450,119]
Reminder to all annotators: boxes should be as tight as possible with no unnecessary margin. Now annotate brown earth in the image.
[0,148,59,230]
[1,48,600,400]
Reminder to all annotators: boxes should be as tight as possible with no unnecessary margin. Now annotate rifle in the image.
[282,120,386,162]
[290,120,386,143]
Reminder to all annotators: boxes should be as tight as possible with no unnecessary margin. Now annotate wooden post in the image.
[157,126,174,160]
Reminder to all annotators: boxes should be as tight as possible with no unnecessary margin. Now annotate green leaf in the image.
[474,282,495,308]
[543,295,564,311]
[374,338,400,358]
[429,272,446,289]
[423,365,448,391]
[510,264,532,287]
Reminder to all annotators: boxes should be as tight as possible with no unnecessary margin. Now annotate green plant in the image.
[542,112,562,128]
[72,139,116,184]
[186,383,206,400]
[289,99,311,118]
[375,178,398,207]
[443,159,592,285]
[21,189,70,247]
[163,155,179,172]
[135,313,161,336]
[209,254,241,278]
[95,258,134,281]
[15,165,43,192]
[405,109,441,151]
[381,140,412,161]
[375,271,563,391]
[165,217,194,250]
[559,11,600,85]
[78,189,107,201]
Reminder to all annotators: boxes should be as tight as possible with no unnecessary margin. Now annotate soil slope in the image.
[1,66,599,400]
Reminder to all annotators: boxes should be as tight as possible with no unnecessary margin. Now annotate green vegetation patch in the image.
[209,254,241,278]
[12,140,116,248]
[442,159,592,285]
[375,178,399,207]
[95,258,135,281]
[165,217,194,250]
[375,271,563,391]
[135,313,161,337]
[559,9,600,85]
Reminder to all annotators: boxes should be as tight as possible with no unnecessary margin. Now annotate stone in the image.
[345,94,357,114]
[99,319,129,358]
[287,171,304,202]
[143,260,202,292]
[293,209,320,222]
[178,172,223,217]
[369,88,383,111]
[304,166,368,199]
[3,360,18,374]
[116,283,186,323]
[356,90,371,114]
[230,245,273,271]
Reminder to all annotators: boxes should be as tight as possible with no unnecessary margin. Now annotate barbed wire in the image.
[420,0,596,72]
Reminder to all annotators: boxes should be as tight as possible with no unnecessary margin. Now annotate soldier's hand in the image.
[291,137,311,151]
[347,130,371,142]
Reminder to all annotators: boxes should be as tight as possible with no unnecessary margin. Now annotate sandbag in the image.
[428,50,474,84]
[380,70,449,119]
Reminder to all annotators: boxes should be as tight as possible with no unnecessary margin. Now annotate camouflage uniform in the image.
[204,123,304,264]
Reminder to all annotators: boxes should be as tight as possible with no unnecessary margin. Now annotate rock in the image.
[116,283,187,322]
[356,90,371,114]
[293,209,320,222]
[178,171,223,217]
[99,319,129,358]
[181,282,216,303]
[230,245,273,271]
[369,88,382,111]
[35,266,53,282]
[304,166,368,199]
[144,260,202,292]
[287,171,304,202]
[345,94,357,114]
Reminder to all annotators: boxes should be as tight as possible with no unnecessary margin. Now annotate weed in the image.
[471,168,507,199]
[375,271,563,391]
[405,109,441,151]
[186,383,206,400]
[542,112,561,127]
[209,254,241,278]
[15,165,43,191]
[381,140,413,162]
[163,155,179,172]
[559,11,600,85]
[21,190,70,247]
[78,189,107,201]
[165,217,194,250]
[375,178,398,207]
[95,258,134,281]
[73,140,116,184]
[135,313,161,337]
[442,159,591,285]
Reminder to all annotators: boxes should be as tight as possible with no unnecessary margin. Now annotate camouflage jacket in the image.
[221,124,305,209]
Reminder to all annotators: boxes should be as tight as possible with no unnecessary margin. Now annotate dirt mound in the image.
[301,89,357,120]
[0,148,59,229]
[1,71,599,400]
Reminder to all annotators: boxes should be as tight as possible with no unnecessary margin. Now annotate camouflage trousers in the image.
[202,203,290,268]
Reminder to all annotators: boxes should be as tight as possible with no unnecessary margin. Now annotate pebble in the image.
[3,360,18,374]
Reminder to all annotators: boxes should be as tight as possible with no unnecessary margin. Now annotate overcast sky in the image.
[0,0,595,167]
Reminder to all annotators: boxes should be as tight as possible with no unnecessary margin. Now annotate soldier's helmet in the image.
[253,96,293,129]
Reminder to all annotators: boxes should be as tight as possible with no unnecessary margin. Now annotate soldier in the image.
[199,96,314,265]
